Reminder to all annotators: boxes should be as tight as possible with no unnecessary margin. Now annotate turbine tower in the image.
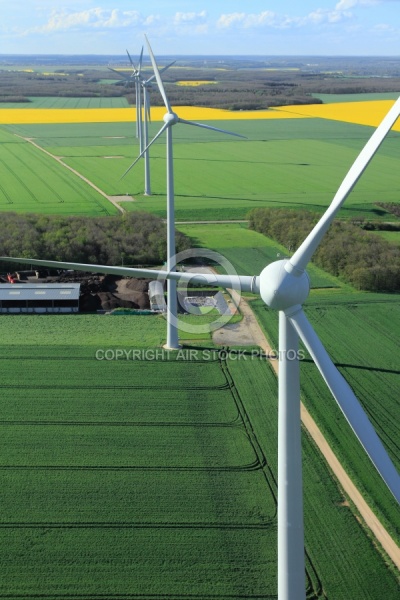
[4,97,400,600]
[121,36,244,349]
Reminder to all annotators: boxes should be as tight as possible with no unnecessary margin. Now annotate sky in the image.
[0,0,399,56]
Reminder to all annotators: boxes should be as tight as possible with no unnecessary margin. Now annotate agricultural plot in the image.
[0,128,118,215]
[3,114,399,220]
[252,291,400,544]
[0,346,277,598]
[178,222,341,289]
[372,230,400,245]
[229,358,399,599]
[0,341,398,599]
[0,96,130,109]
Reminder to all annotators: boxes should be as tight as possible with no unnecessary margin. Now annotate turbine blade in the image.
[126,49,134,67]
[144,61,176,86]
[289,96,400,274]
[178,117,246,139]
[144,35,172,114]
[138,46,144,73]
[288,308,400,503]
[0,256,258,292]
[108,67,130,80]
[145,92,151,123]
[120,122,169,179]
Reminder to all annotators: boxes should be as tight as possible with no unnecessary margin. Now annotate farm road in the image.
[18,136,127,214]
[214,290,400,570]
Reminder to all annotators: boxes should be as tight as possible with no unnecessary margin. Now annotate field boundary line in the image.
[220,292,400,570]
[15,135,125,214]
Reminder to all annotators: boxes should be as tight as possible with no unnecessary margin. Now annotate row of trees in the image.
[0,212,191,272]
[248,208,400,292]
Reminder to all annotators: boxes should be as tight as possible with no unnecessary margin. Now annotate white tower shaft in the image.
[278,312,306,600]
[165,125,179,349]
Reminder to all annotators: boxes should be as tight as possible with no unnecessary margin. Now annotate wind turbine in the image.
[110,49,175,195]
[120,36,245,349]
[3,98,400,600]
[139,60,176,196]
[109,49,144,151]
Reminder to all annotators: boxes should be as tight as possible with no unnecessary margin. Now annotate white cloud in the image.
[217,9,353,31]
[173,11,207,26]
[31,8,144,33]
[217,12,279,29]
[335,0,378,8]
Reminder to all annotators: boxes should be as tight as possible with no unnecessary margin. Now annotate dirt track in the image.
[213,293,400,570]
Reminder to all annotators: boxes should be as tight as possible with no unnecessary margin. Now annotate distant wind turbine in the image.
[110,48,175,196]
[109,48,144,151]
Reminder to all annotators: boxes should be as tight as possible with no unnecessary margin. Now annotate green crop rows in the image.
[252,291,400,545]
[0,343,398,599]
[2,117,400,219]
[0,128,118,215]
[1,96,130,109]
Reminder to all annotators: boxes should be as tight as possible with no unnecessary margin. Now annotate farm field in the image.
[312,92,400,104]
[275,99,400,130]
[2,110,400,220]
[0,96,130,109]
[0,128,118,215]
[251,289,400,544]
[0,93,399,597]
[372,230,400,245]
[0,339,398,599]
[177,222,341,289]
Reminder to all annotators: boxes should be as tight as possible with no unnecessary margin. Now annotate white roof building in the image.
[0,284,80,313]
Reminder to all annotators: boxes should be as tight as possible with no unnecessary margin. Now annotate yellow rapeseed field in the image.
[274,100,400,131]
[0,99,398,127]
[0,106,308,125]
[176,81,217,86]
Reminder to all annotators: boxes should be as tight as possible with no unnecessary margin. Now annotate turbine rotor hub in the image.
[163,112,179,125]
[259,259,310,311]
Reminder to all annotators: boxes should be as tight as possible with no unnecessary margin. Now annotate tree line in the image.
[248,208,400,292]
[2,66,400,110]
[0,212,191,272]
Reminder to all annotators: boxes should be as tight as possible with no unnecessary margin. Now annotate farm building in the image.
[0,283,80,313]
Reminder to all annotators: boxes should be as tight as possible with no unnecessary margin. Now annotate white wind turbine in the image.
[110,49,175,196]
[3,99,400,600]
[109,49,144,151]
[120,36,245,349]
[138,60,176,196]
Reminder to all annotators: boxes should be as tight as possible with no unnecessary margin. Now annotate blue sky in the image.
[1,1,399,55]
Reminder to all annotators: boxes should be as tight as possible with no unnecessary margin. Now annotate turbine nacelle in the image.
[259,259,310,311]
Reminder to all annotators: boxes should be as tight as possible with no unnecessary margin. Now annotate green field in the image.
[177,222,341,289]
[0,96,130,108]
[312,92,400,104]
[3,117,400,220]
[0,339,398,598]
[0,128,118,215]
[0,105,399,597]
[372,230,400,245]
[252,290,400,544]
